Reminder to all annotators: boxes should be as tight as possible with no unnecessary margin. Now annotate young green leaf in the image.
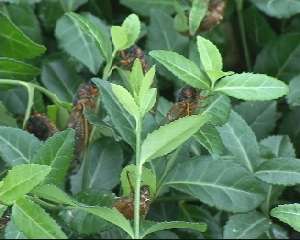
[129,59,144,95]
[271,204,300,232]
[111,26,128,51]
[122,14,141,49]
[139,65,156,102]
[164,158,265,212]
[0,58,40,81]
[0,164,51,205]
[214,73,289,100]
[0,127,41,166]
[112,83,140,120]
[218,111,260,172]
[32,184,77,206]
[32,129,75,186]
[150,50,210,90]
[189,0,207,35]
[140,113,210,163]
[224,211,271,239]
[55,13,104,74]
[196,36,223,76]
[92,78,135,148]
[140,220,207,238]
[79,206,134,238]
[255,158,300,186]
[260,135,296,158]
[12,197,67,239]
[120,164,156,198]
[0,12,46,59]
[140,88,157,117]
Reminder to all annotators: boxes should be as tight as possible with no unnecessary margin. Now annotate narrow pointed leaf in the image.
[189,0,207,35]
[214,73,288,100]
[122,14,140,49]
[0,164,51,205]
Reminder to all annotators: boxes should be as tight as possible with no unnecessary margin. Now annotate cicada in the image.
[26,113,58,140]
[68,82,99,164]
[113,172,151,220]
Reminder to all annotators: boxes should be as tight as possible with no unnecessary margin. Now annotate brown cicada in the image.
[0,214,10,231]
[26,113,58,140]
[118,45,149,73]
[166,86,207,123]
[113,172,151,220]
[68,82,99,164]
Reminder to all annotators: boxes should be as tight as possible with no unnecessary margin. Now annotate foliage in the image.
[0,0,299,239]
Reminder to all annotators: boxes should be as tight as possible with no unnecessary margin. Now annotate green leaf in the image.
[189,0,207,35]
[120,0,176,16]
[0,57,40,81]
[112,83,139,119]
[59,0,88,11]
[0,127,41,166]
[79,206,134,238]
[141,113,210,163]
[140,220,207,238]
[55,13,104,74]
[92,78,135,147]
[174,13,189,32]
[255,158,300,186]
[33,129,75,186]
[199,93,231,126]
[140,88,157,117]
[120,164,156,198]
[235,101,277,140]
[194,124,224,155]
[271,204,300,232]
[122,14,140,49]
[12,197,67,239]
[260,135,296,159]
[288,75,300,107]
[83,138,124,191]
[32,184,77,206]
[196,36,223,78]
[254,33,300,81]
[250,0,300,18]
[218,111,260,172]
[111,26,128,51]
[4,221,26,239]
[41,56,82,102]
[214,73,288,100]
[0,101,17,127]
[164,158,265,212]
[0,12,46,59]
[150,50,210,90]
[0,164,51,205]
[224,211,271,239]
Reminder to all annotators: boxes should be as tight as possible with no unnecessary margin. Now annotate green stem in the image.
[236,0,251,71]
[134,117,142,239]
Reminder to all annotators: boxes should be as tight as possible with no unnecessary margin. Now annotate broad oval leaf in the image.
[255,158,300,186]
[55,13,103,74]
[0,12,46,59]
[92,78,135,147]
[218,111,260,172]
[122,14,140,49]
[197,36,222,75]
[250,0,300,18]
[12,197,67,239]
[271,204,300,232]
[33,129,75,186]
[79,206,134,238]
[150,50,210,90]
[164,158,265,213]
[32,184,77,206]
[140,220,207,238]
[111,26,128,51]
[0,58,40,81]
[224,211,271,239]
[189,0,207,35]
[0,126,41,166]
[0,164,51,205]
[140,113,210,163]
[214,73,288,100]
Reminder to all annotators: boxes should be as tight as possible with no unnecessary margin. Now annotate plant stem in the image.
[134,117,142,239]
[236,0,251,71]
